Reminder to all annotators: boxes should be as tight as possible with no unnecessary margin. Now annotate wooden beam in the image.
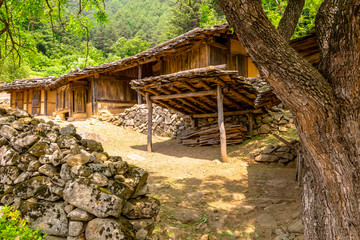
[150,89,217,100]
[44,90,48,115]
[146,92,152,153]
[190,109,263,118]
[176,82,217,111]
[216,76,254,106]
[139,89,192,115]
[165,85,210,113]
[137,65,143,104]
[198,80,242,110]
[217,85,228,163]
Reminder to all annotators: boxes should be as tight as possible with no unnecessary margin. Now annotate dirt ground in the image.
[66,120,302,240]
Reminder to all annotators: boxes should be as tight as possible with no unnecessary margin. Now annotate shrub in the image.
[0,205,45,240]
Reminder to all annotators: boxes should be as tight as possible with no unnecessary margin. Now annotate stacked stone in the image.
[110,104,192,138]
[254,108,294,134]
[252,143,298,167]
[0,108,159,240]
[95,104,295,141]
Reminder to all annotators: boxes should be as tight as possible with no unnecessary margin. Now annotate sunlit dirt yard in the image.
[65,120,302,240]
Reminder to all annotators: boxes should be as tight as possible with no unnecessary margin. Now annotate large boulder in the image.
[20,201,68,237]
[85,218,135,240]
[63,178,124,218]
[13,176,62,201]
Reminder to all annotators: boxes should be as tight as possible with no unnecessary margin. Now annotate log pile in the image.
[179,123,248,146]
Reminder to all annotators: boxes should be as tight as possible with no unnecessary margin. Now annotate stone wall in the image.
[96,104,295,140]
[0,108,159,240]
[96,105,193,138]
[251,142,299,167]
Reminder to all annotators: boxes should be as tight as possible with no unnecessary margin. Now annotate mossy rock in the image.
[29,142,49,157]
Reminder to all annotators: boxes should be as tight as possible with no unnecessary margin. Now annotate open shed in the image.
[131,65,281,161]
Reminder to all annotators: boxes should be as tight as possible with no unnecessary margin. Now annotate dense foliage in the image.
[0,0,321,82]
[0,205,45,239]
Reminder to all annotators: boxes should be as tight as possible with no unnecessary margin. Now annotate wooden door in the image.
[15,92,24,110]
[73,88,87,113]
[32,90,41,115]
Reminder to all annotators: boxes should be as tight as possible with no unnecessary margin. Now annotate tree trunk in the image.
[218,0,360,239]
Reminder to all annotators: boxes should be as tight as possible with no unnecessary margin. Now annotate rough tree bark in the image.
[218,0,360,239]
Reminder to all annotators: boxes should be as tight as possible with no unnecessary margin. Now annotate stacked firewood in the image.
[179,123,248,146]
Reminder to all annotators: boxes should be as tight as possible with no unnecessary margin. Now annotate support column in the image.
[217,85,228,162]
[26,90,29,112]
[146,93,152,152]
[94,79,98,114]
[44,90,48,115]
[246,113,254,137]
[10,92,13,109]
[138,65,143,104]
[90,78,96,115]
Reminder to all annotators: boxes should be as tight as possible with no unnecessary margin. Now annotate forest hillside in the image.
[0,0,321,82]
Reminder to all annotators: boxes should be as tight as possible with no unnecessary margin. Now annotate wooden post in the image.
[246,113,254,136]
[10,92,13,109]
[138,65,143,104]
[90,78,96,115]
[146,93,152,152]
[44,90,48,115]
[217,85,228,162]
[26,90,29,112]
[94,79,98,114]
[69,84,73,117]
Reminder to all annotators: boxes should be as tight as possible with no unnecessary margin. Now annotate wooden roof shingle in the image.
[0,77,57,91]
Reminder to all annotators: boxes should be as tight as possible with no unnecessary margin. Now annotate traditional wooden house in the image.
[0,77,57,116]
[0,23,318,124]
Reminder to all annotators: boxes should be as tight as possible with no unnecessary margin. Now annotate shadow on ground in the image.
[147,163,302,240]
[131,138,222,161]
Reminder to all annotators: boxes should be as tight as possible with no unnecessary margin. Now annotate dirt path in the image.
[69,120,303,240]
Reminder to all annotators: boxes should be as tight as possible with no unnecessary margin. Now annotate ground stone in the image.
[256,214,277,228]
[288,219,303,233]
[173,209,201,224]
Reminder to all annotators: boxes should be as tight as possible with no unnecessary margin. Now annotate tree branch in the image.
[77,0,89,68]
[218,0,336,113]
[45,0,55,42]
[315,0,360,104]
[274,0,283,16]
[277,0,305,41]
